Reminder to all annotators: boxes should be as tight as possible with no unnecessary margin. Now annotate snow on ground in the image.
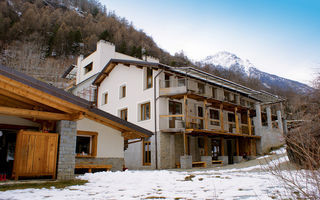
[0,151,289,200]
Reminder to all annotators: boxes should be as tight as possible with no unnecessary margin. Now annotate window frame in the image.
[102,92,108,105]
[120,108,128,121]
[120,84,126,99]
[209,109,220,126]
[142,139,151,166]
[76,131,98,158]
[140,102,151,121]
[84,62,93,74]
[146,68,153,89]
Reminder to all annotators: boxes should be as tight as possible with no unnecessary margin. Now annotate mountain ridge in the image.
[200,51,313,94]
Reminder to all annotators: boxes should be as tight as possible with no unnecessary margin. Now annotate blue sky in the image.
[102,0,320,85]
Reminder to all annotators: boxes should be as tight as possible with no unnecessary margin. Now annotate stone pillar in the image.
[277,110,283,134]
[56,120,77,180]
[283,119,288,135]
[201,156,212,168]
[255,104,262,128]
[180,155,192,169]
[218,156,228,165]
[266,106,272,129]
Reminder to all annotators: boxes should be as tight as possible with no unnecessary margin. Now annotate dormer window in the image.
[84,62,93,74]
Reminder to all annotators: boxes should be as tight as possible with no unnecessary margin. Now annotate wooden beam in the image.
[204,136,208,156]
[204,99,208,129]
[235,107,240,133]
[0,106,72,121]
[221,138,224,156]
[247,110,252,136]
[220,104,224,131]
[0,79,78,114]
[236,138,239,156]
[183,132,187,155]
[184,95,189,129]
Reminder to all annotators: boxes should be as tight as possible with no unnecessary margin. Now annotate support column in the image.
[266,106,272,129]
[255,103,262,130]
[204,99,208,130]
[235,107,240,133]
[204,136,208,156]
[184,95,189,129]
[236,138,239,156]
[56,120,77,180]
[220,104,224,131]
[183,132,187,155]
[277,110,283,133]
[247,110,252,136]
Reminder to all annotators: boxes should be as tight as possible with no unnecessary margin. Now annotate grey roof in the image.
[92,59,284,103]
[0,64,153,137]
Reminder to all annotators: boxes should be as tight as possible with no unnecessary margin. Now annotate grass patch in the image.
[0,179,88,191]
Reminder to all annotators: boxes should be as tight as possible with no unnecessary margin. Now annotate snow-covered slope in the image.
[201,52,313,94]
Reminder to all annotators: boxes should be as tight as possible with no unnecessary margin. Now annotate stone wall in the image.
[76,157,124,171]
[56,120,77,180]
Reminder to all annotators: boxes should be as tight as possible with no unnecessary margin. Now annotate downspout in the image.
[154,69,164,169]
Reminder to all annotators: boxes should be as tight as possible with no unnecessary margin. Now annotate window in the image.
[103,92,108,105]
[120,108,128,121]
[76,131,97,157]
[165,73,171,88]
[143,140,151,165]
[209,109,220,126]
[212,87,217,99]
[84,62,93,74]
[169,101,182,128]
[224,91,230,102]
[228,113,235,122]
[120,85,126,98]
[140,102,150,121]
[198,83,205,94]
[146,68,153,89]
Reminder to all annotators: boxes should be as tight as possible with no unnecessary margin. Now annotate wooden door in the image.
[13,130,59,180]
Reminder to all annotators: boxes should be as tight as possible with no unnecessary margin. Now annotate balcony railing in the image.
[159,79,187,96]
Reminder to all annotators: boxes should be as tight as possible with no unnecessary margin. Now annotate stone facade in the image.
[56,120,77,180]
[76,157,124,171]
[180,155,192,169]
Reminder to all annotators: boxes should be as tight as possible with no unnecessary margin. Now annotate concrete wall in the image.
[256,126,284,154]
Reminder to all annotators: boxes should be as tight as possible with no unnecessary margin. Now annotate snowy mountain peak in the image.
[202,51,255,74]
[200,51,313,94]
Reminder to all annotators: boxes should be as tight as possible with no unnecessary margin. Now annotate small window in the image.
[209,109,220,126]
[84,62,93,74]
[103,92,108,105]
[140,102,150,121]
[198,83,205,94]
[198,106,204,117]
[76,131,97,157]
[212,87,217,99]
[120,108,128,121]
[228,113,235,122]
[164,73,171,88]
[224,91,230,102]
[120,85,126,98]
[143,140,151,166]
[146,68,153,89]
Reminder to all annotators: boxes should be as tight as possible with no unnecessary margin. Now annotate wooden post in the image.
[236,138,239,156]
[220,138,224,156]
[220,104,224,131]
[184,95,189,129]
[247,110,252,136]
[235,107,240,133]
[183,132,187,155]
[204,99,208,129]
[204,136,208,156]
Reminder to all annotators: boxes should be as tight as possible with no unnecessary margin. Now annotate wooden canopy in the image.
[0,65,153,139]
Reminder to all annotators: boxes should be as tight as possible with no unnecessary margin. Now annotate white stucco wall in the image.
[77,118,124,158]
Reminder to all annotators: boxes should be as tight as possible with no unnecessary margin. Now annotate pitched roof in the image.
[92,59,284,103]
[0,64,153,138]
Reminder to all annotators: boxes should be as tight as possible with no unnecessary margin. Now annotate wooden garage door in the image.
[13,130,59,180]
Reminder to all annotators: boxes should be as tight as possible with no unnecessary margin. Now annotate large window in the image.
[143,140,151,166]
[140,102,150,121]
[169,101,182,128]
[120,108,128,121]
[76,131,98,157]
[146,68,153,89]
[84,62,93,74]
